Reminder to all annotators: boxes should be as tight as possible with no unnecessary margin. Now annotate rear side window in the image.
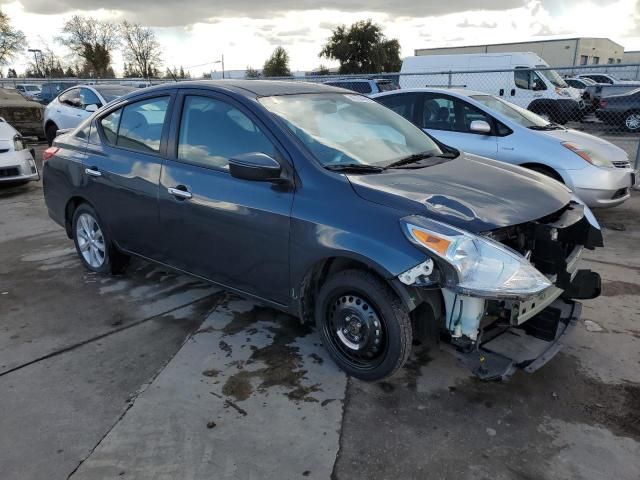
[59,88,81,108]
[100,109,121,144]
[177,95,276,171]
[376,94,416,122]
[98,96,169,153]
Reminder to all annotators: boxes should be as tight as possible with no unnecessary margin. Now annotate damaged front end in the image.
[398,199,603,380]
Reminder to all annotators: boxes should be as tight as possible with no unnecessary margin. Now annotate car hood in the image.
[347,153,572,233]
[540,128,629,163]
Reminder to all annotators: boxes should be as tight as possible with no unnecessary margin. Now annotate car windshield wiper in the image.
[528,123,563,131]
[324,163,385,173]
[385,151,457,169]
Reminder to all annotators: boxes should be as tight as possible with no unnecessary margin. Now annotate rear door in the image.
[82,92,174,259]
[158,89,294,305]
[418,93,498,157]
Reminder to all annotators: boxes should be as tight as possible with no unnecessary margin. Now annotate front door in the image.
[419,93,499,158]
[158,91,294,305]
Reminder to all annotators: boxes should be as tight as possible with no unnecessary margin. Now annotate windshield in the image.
[93,86,136,103]
[259,93,442,168]
[536,66,568,88]
[470,95,550,127]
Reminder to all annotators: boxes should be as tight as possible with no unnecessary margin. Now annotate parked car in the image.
[595,87,640,131]
[0,117,38,184]
[15,83,42,101]
[400,52,584,124]
[575,73,635,85]
[43,85,136,145]
[39,82,79,105]
[373,88,636,207]
[43,80,602,381]
[323,78,399,95]
[0,88,44,138]
[564,77,596,90]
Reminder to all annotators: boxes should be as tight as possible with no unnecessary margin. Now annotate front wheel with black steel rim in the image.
[72,204,129,274]
[624,111,640,132]
[315,269,412,381]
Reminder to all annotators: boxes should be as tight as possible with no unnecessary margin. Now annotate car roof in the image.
[371,87,488,99]
[132,80,345,98]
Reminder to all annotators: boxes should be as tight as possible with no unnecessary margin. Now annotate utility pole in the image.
[28,48,43,78]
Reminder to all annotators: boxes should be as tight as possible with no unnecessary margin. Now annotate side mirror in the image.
[229,152,282,182]
[85,104,99,112]
[469,120,491,134]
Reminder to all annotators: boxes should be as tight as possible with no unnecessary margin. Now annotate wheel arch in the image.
[296,254,422,324]
[64,195,93,238]
[520,162,566,184]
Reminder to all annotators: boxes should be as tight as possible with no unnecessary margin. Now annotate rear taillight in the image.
[600,99,608,108]
[42,147,59,162]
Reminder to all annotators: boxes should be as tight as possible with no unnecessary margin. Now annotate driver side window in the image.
[59,88,81,108]
[514,69,547,90]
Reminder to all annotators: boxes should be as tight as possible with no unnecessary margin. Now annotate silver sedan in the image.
[373,88,636,208]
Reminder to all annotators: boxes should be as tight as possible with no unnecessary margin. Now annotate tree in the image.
[64,66,76,77]
[0,10,25,66]
[316,64,330,75]
[245,66,260,79]
[320,20,401,74]
[262,47,291,77]
[59,15,119,78]
[179,66,185,79]
[27,47,67,78]
[7,67,16,77]
[120,20,162,79]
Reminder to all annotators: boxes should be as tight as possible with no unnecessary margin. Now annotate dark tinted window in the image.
[376,80,399,92]
[376,94,416,122]
[59,88,81,108]
[514,69,546,90]
[117,97,169,153]
[178,95,276,171]
[100,109,121,144]
[93,86,135,103]
[326,81,372,94]
[79,88,101,108]
[422,95,491,134]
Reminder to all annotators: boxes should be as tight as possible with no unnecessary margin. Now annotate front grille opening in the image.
[612,188,629,200]
[612,161,631,169]
[0,167,20,177]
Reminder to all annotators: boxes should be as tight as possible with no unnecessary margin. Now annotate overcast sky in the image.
[2,0,639,76]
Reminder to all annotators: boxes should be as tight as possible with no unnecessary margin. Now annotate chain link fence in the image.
[1,63,639,167]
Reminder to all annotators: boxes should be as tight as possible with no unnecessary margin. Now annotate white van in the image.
[400,52,583,123]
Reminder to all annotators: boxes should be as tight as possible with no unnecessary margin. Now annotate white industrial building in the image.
[415,38,624,67]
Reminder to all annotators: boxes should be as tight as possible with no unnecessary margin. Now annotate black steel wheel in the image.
[315,269,412,381]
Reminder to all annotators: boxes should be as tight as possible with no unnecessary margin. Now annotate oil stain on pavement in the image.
[69,296,347,480]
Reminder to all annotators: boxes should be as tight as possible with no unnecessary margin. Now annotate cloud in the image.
[16,0,527,27]
[456,19,498,28]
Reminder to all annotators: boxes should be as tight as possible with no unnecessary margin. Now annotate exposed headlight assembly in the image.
[400,216,551,299]
[561,142,613,168]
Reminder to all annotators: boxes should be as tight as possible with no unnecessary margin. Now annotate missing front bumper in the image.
[455,298,581,381]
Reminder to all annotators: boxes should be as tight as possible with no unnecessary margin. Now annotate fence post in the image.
[447,71,452,88]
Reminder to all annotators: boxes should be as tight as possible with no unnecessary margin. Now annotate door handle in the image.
[510,89,516,96]
[499,89,504,96]
[85,167,101,177]
[168,186,192,200]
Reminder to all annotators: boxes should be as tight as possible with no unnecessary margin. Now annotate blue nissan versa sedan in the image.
[43,81,603,381]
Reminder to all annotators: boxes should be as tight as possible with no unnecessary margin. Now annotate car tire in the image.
[314,269,412,381]
[71,203,129,274]
[623,111,640,132]
[45,123,58,146]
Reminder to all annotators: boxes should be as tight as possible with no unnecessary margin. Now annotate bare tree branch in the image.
[120,21,162,79]
[0,10,26,66]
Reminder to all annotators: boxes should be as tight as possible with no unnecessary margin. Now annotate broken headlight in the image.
[400,216,551,299]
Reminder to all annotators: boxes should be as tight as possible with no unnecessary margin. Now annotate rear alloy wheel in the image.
[315,269,412,381]
[624,112,640,132]
[45,123,58,146]
[71,204,129,274]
